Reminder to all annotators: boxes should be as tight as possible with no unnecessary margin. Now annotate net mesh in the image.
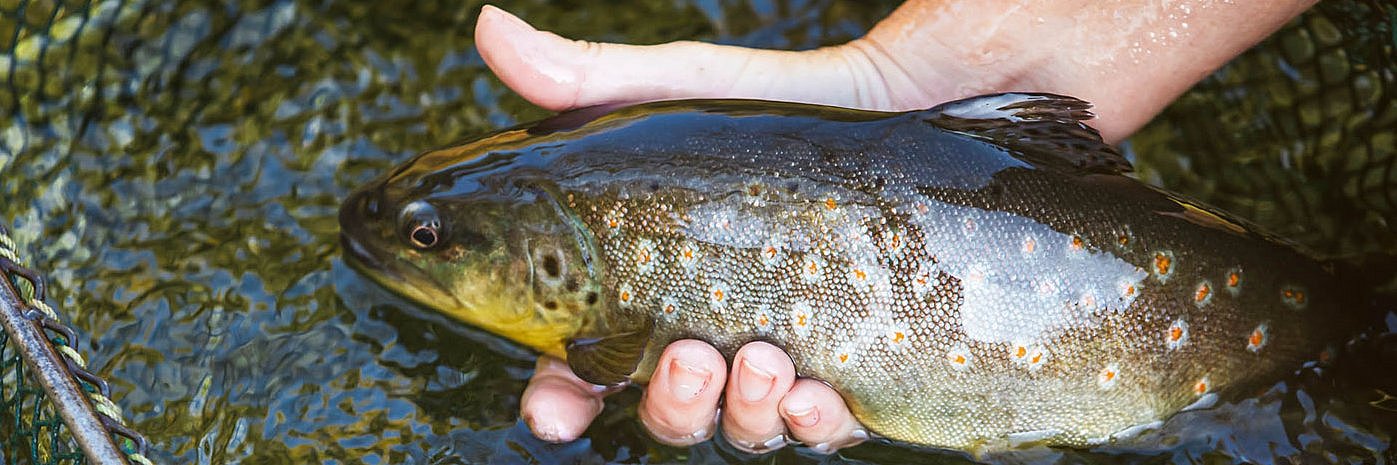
[0,328,87,465]
[0,229,152,464]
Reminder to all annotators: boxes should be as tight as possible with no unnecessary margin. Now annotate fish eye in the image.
[409,223,440,249]
[400,201,446,250]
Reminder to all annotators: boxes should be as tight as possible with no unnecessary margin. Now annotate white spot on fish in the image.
[1224,267,1243,296]
[633,239,657,275]
[1193,280,1213,307]
[910,260,939,298]
[1166,319,1189,350]
[753,305,774,333]
[760,241,783,268]
[1247,323,1269,353]
[1191,377,1211,397]
[677,241,702,274]
[1066,234,1087,258]
[708,280,730,310]
[1117,277,1140,301]
[946,343,973,371]
[833,342,859,367]
[1152,251,1175,283]
[790,301,814,337]
[617,283,636,308]
[881,227,907,256]
[1025,345,1050,371]
[884,322,911,351]
[659,295,679,320]
[1097,363,1120,389]
[603,206,625,235]
[1021,235,1039,256]
[801,255,826,283]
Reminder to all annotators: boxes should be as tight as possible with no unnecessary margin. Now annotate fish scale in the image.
[338,93,1366,452]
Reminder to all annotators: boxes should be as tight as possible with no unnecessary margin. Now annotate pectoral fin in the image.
[923,93,1132,175]
[565,317,653,386]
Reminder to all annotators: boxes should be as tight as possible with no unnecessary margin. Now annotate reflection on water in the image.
[0,0,1392,463]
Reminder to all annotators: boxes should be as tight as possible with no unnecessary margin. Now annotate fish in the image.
[338,93,1371,452]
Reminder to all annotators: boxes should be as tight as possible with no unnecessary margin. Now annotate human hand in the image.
[522,340,867,453]
[475,2,1314,144]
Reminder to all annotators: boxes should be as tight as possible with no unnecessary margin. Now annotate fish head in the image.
[339,146,597,358]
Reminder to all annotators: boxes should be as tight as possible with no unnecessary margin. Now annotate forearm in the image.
[862,0,1318,142]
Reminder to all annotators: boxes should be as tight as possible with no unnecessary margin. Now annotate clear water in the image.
[0,0,1393,464]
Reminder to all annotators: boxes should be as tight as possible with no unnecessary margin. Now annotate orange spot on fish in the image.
[1227,272,1240,288]
[797,315,807,326]
[824,197,838,210]
[839,353,849,363]
[1023,237,1037,254]
[1195,283,1211,302]
[1118,234,1130,246]
[1030,353,1042,364]
[1154,252,1173,278]
[1070,235,1085,250]
[1097,363,1120,389]
[1281,285,1308,309]
[764,246,778,259]
[1166,318,1189,350]
[664,303,676,314]
[1193,378,1210,395]
[893,332,905,344]
[1015,346,1027,358]
[712,288,724,301]
[946,344,972,371]
[1247,324,1268,353]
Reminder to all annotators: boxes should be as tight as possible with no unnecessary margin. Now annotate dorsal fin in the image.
[922,93,1132,174]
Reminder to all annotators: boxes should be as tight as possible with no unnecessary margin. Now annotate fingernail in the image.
[812,442,832,454]
[852,428,870,440]
[783,401,819,427]
[669,358,711,401]
[737,359,776,402]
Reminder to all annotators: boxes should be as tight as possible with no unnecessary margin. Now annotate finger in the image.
[474,5,903,112]
[520,355,609,443]
[637,339,727,446]
[720,342,796,453]
[779,379,868,454]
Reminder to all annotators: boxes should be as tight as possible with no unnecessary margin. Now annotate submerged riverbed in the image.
[0,0,1393,463]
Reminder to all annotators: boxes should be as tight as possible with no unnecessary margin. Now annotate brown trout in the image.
[338,94,1366,451]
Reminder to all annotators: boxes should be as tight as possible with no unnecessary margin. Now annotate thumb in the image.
[474,5,911,111]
